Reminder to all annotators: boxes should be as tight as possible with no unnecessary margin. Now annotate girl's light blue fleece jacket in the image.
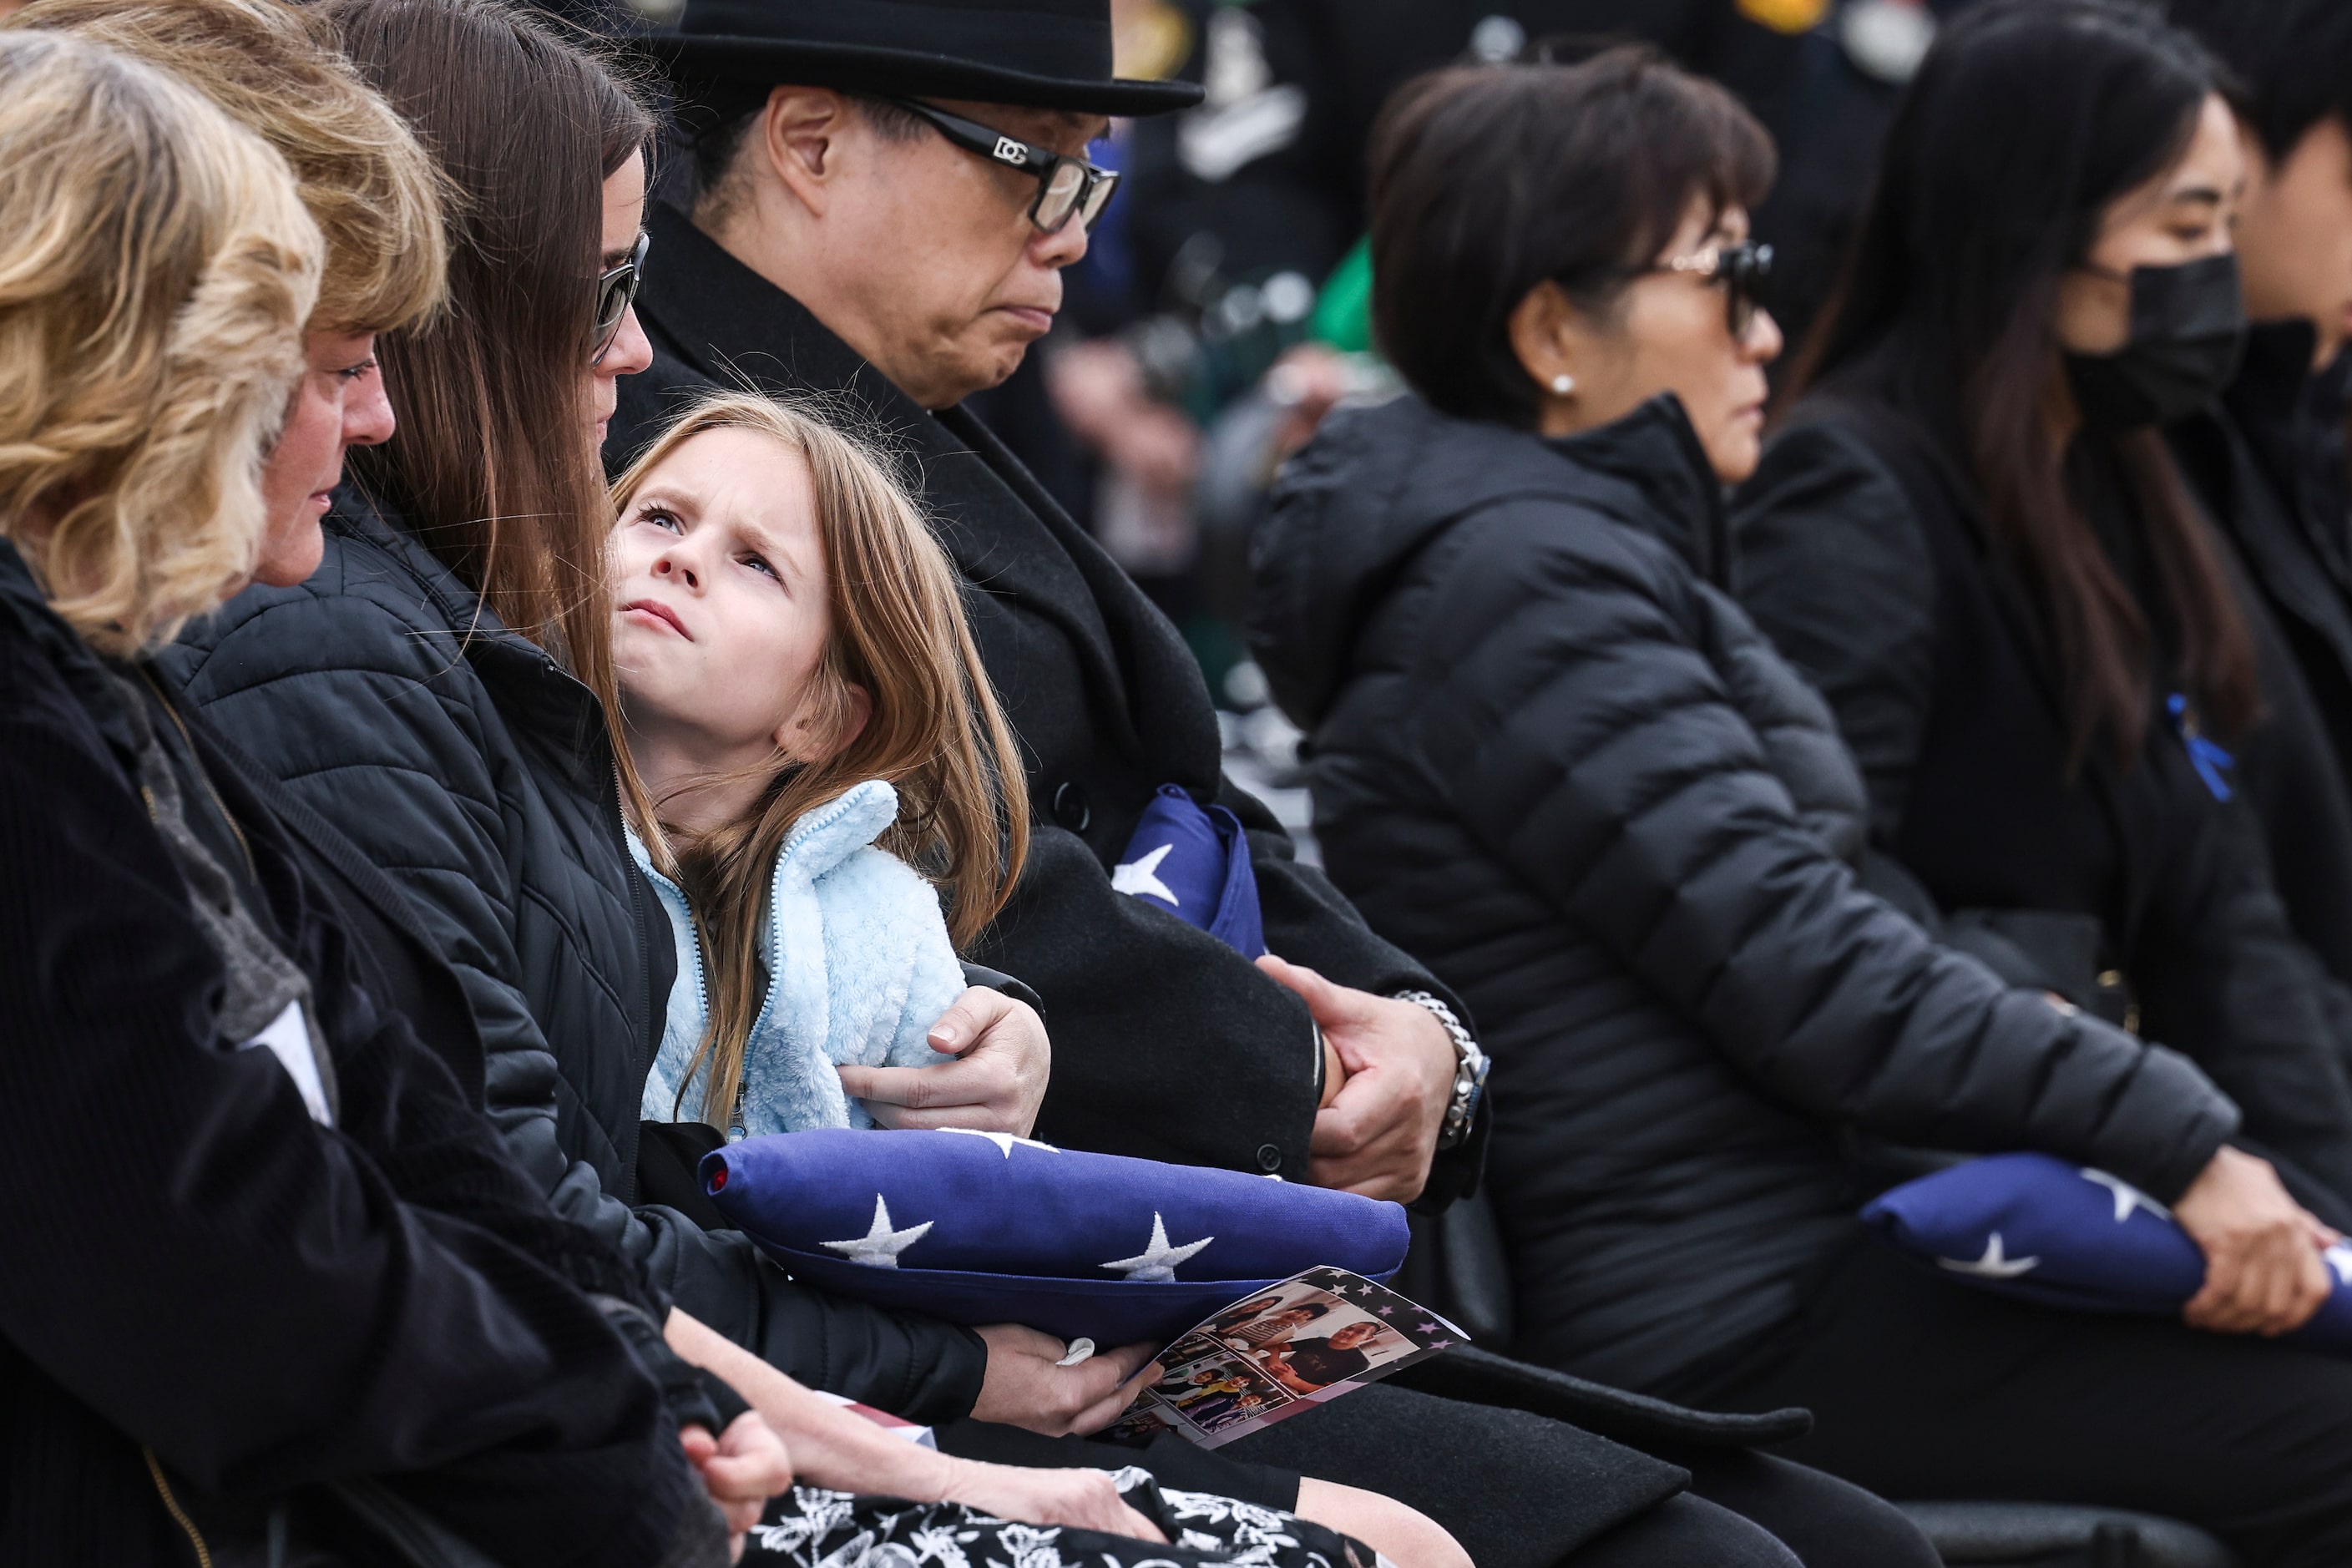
[631,778,966,1136]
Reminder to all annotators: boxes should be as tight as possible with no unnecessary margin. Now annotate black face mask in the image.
[2064,252,2247,430]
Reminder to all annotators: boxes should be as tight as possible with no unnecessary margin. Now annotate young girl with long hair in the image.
[609,392,1029,1136]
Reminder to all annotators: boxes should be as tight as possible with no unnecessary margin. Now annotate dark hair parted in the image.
[2169,0,2352,164]
[323,0,651,691]
[1792,0,2254,768]
[1367,48,1774,430]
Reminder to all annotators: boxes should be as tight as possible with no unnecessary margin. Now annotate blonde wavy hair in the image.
[12,0,446,336]
[0,31,319,656]
[610,392,1029,1128]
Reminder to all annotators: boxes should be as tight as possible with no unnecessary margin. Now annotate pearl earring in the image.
[1550,373,1575,395]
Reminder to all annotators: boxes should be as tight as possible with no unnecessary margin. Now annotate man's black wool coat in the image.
[611,201,1485,1200]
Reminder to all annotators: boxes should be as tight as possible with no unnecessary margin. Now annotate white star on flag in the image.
[1939,1232,2039,1278]
[1112,842,1181,906]
[934,1128,1062,1158]
[820,1194,933,1269]
[1100,1211,1213,1281]
[2081,1167,2171,1223]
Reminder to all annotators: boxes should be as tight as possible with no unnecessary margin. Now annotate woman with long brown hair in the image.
[156,0,1178,1457]
[1737,0,2352,1222]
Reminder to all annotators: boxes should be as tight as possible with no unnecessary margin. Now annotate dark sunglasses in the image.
[1649,239,1773,339]
[888,98,1120,235]
[592,230,650,364]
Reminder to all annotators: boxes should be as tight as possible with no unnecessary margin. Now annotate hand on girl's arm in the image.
[664,1309,1165,1543]
[839,986,1050,1136]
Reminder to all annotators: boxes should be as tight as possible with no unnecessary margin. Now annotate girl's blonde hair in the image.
[609,392,1031,1128]
[0,31,320,656]
[14,0,448,337]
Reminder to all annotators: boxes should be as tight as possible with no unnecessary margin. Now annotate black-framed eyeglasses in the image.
[593,230,650,365]
[1645,240,1773,339]
[888,98,1120,235]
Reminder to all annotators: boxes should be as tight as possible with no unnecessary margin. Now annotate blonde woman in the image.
[0,25,787,1567]
[17,0,446,593]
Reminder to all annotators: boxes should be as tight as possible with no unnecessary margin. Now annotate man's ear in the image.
[758,86,854,217]
[777,680,872,764]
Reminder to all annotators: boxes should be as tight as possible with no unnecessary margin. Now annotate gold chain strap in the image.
[143,1446,214,1568]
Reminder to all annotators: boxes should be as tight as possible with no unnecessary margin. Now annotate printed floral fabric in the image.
[740,1466,1380,1568]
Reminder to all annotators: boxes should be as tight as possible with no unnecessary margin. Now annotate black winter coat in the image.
[1737,371,2352,1223]
[159,490,990,1422]
[2170,320,2352,986]
[609,202,1484,1200]
[0,540,696,1566]
[1253,392,2238,1397]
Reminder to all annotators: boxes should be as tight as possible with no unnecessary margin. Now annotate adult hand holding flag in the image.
[2173,1146,2338,1336]
[1864,1148,2349,1347]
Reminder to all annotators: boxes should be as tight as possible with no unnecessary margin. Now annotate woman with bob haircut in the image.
[0,26,775,1565]
[1254,35,2352,1565]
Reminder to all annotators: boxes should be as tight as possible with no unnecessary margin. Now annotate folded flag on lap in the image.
[702,1126,1408,1345]
[1862,1151,2352,1351]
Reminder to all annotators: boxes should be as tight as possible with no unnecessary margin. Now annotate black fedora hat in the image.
[640,0,1203,118]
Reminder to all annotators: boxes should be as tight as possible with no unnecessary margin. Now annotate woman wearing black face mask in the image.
[1738,3,2352,1233]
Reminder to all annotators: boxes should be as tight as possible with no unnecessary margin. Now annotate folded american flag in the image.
[701,1127,1408,1346]
[1110,784,1266,958]
[1862,1151,2352,1350]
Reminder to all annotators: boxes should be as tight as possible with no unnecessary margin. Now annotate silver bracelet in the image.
[1393,989,1488,1151]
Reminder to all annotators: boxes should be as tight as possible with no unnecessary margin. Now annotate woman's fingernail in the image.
[933,1024,962,1048]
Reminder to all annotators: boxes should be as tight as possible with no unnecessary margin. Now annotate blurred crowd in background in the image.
[636,0,1960,848]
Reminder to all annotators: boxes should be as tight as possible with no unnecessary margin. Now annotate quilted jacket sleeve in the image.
[164,568,989,1423]
[1404,498,2239,1204]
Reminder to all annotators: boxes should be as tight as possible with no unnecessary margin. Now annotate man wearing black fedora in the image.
[604,4,1940,1565]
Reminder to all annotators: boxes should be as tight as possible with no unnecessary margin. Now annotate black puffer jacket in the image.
[160,491,987,1421]
[1253,392,2239,1397]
